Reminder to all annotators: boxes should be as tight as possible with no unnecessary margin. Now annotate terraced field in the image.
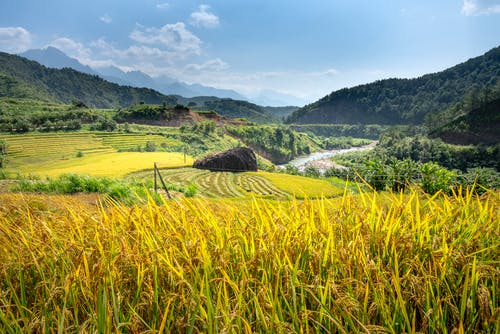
[0,132,191,175]
[34,152,192,177]
[257,171,345,198]
[132,167,339,198]
[97,133,184,151]
[234,173,288,197]
[0,132,115,167]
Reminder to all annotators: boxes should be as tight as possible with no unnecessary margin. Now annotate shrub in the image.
[11,174,149,204]
[144,141,157,152]
[283,164,300,175]
[387,158,419,192]
[361,159,389,191]
[457,167,500,193]
[304,166,320,178]
[420,162,456,194]
[184,183,197,197]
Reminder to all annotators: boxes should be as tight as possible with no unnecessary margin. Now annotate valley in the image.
[0,43,498,333]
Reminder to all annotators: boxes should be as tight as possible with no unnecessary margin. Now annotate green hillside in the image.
[0,53,277,123]
[201,99,277,123]
[0,52,170,108]
[0,72,54,102]
[0,52,277,123]
[286,46,499,125]
[431,96,500,145]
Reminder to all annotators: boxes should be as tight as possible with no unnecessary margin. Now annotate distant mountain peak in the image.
[19,47,300,106]
[20,47,97,75]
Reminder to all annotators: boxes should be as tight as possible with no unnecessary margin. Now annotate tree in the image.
[361,159,389,191]
[144,141,157,152]
[304,166,320,178]
[387,158,418,192]
[420,162,455,194]
[288,132,296,157]
[274,127,284,146]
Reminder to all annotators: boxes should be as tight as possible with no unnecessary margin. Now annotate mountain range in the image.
[20,47,245,100]
[286,46,500,125]
[19,47,305,106]
[1,46,498,128]
[0,51,297,123]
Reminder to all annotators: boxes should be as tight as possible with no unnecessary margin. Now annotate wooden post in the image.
[154,162,158,193]
[156,167,172,199]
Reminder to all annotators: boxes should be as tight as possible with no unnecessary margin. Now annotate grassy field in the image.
[0,188,498,333]
[0,131,344,198]
[129,167,341,199]
[0,132,192,176]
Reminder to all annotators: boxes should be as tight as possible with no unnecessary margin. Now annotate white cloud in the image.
[190,5,220,28]
[323,69,339,76]
[0,26,32,53]
[461,0,500,15]
[47,37,92,60]
[100,14,112,24]
[184,58,229,73]
[156,2,169,10]
[92,38,173,61]
[130,22,201,54]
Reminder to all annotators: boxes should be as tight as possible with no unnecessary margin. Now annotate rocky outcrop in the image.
[193,147,258,172]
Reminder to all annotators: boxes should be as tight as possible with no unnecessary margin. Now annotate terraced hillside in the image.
[0,132,193,176]
[98,133,184,151]
[131,167,340,199]
[0,132,115,167]
[0,132,186,167]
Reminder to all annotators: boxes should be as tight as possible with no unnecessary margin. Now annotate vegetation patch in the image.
[256,171,344,198]
[0,189,497,332]
[12,173,159,204]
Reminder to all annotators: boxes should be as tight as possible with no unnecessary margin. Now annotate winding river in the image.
[279,141,377,173]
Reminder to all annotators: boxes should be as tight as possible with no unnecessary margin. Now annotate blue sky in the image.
[0,0,499,104]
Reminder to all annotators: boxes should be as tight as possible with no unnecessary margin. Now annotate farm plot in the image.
[32,152,193,177]
[138,168,292,198]
[153,167,209,186]
[235,173,288,197]
[193,172,244,198]
[96,133,184,152]
[0,132,191,175]
[256,171,344,198]
[0,132,115,167]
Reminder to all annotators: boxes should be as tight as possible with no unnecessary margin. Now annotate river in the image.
[279,141,377,173]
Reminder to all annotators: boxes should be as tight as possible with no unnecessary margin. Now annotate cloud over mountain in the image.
[130,23,201,54]
[0,26,32,53]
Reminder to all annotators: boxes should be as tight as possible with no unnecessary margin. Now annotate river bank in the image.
[279,141,377,173]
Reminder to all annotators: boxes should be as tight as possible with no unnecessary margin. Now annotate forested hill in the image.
[0,52,279,123]
[286,46,500,125]
[431,95,500,145]
[0,52,168,108]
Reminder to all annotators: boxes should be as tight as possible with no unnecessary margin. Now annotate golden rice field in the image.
[0,188,498,333]
[0,132,186,174]
[256,171,344,198]
[31,152,192,177]
[129,167,343,199]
